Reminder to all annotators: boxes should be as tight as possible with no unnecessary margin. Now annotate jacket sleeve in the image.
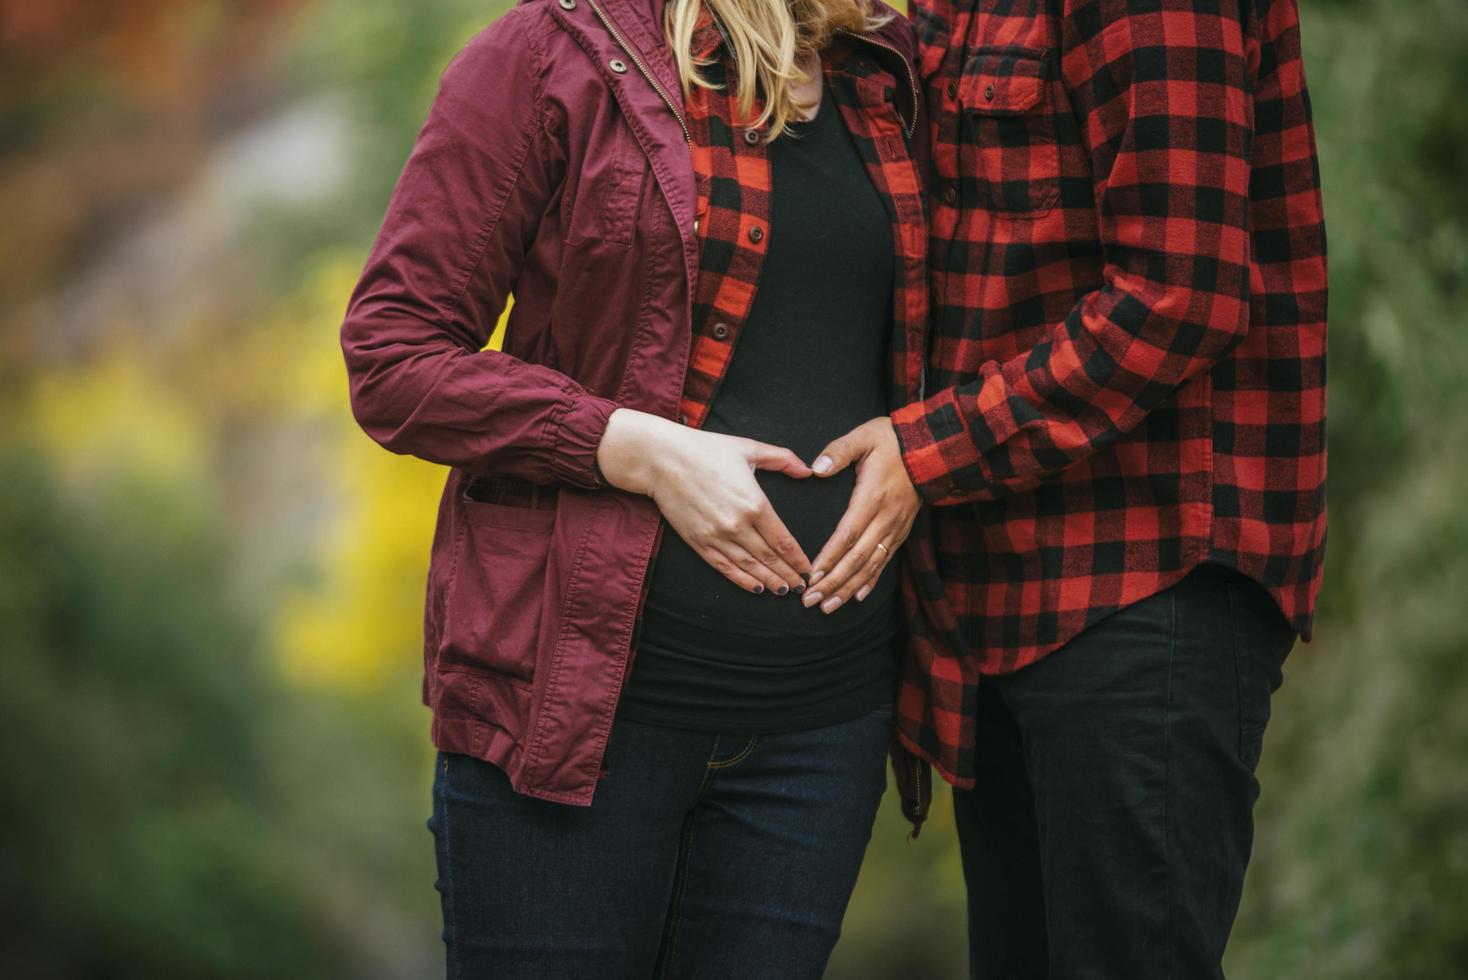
[340,8,618,489]
[892,0,1257,504]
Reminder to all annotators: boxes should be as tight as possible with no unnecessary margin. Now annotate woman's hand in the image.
[802,417,921,613]
[597,409,814,595]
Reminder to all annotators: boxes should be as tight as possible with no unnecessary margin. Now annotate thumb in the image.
[749,442,813,478]
[810,433,859,478]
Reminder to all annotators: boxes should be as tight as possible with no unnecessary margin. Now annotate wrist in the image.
[597,408,672,495]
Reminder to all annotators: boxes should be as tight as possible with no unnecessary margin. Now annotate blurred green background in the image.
[1,0,1465,976]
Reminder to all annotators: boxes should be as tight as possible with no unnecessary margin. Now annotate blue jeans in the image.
[428,707,891,979]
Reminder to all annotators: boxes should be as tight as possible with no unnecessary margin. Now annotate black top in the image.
[618,88,900,734]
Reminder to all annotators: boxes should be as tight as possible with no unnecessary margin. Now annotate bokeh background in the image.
[1,0,1465,976]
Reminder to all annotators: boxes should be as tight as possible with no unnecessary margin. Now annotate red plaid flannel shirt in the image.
[678,20,929,432]
[674,16,946,822]
[891,0,1328,785]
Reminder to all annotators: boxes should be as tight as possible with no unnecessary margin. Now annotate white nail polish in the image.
[812,455,833,474]
[822,596,843,613]
[856,585,872,602]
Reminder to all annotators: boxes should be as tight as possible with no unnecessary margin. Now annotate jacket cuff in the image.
[890,393,991,505]
[549,390,620,489]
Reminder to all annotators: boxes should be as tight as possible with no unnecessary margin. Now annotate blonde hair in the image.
[664,0,891,140]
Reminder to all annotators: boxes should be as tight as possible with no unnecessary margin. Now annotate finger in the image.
[732,524,805,593]
[851,540,897,603]
[731,527,804,594]
[810,429,865,479]
[714,540,792,597]
[847,512,917,605]
[805,522,891,613]
[697,544,769,595]
[748,442,813,479]
[751,502,813,580]
[808,489,880,588]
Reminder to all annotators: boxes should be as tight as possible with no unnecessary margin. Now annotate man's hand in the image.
[597,408,814,596]
[802,417,920,613]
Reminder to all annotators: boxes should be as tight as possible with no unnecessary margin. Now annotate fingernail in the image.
[856,585,872,602]
[775,585,789,596]
[809,570,825,586]
[794,583,806,594]
[753,584,764,594]
[812,455,833,474]
[803,591,823,608]
[821,595,844,613]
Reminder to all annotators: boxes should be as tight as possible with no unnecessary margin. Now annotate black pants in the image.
[954,563,1295,980]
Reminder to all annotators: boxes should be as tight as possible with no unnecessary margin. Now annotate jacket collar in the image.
[562,0,684,98]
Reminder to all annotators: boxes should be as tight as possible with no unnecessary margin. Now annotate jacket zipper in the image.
[585,0,694,151]
[839,31,919,140]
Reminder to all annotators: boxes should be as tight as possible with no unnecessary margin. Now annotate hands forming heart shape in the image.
[597,411,921,613]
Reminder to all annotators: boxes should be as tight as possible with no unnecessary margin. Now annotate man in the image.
[805,0,1327,975]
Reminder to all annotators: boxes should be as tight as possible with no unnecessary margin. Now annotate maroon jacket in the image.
[341,0,935,810]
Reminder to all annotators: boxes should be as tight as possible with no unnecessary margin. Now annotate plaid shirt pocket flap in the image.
[957,51,1047,116]
[955,51,1061,216]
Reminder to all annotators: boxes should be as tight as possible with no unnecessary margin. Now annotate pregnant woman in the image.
[340,0,929,976]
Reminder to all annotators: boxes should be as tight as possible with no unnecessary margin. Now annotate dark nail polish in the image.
[776,585,789,596]
[753,584,764,594]
[794,584,806,594]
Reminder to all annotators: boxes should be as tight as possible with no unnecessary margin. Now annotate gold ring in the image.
[875,542,890,557]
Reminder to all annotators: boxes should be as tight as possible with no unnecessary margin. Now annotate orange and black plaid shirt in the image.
[891,0,1328,787]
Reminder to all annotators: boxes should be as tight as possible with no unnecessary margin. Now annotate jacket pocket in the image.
[563,109,647,248]
[437,478,558,684]
[957,50,1062,218]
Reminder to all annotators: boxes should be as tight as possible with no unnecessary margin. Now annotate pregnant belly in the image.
[640,467,898,651]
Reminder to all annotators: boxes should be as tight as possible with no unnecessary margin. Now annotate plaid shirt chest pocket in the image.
[957,50,1063,218]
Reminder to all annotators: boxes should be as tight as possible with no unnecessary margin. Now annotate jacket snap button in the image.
[743,129,760,145]
[984,83,996,101]
[712,323,731,340]
[947,81,959,99]
[942,185,958,205]
[558,0,575,8]
[609,58,628,74]
[678,413,689,424]
[747,226,763,243]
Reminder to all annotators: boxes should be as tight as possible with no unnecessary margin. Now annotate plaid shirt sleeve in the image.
[893,0,1256,504]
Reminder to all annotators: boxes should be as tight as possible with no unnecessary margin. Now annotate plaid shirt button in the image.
[712,323,730,340]
[942,185,957,205]
[748,226,763,243]
[743,129,760,145]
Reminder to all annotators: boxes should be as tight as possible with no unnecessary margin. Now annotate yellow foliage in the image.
[272,252,512,689]
[19,353,207,491]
